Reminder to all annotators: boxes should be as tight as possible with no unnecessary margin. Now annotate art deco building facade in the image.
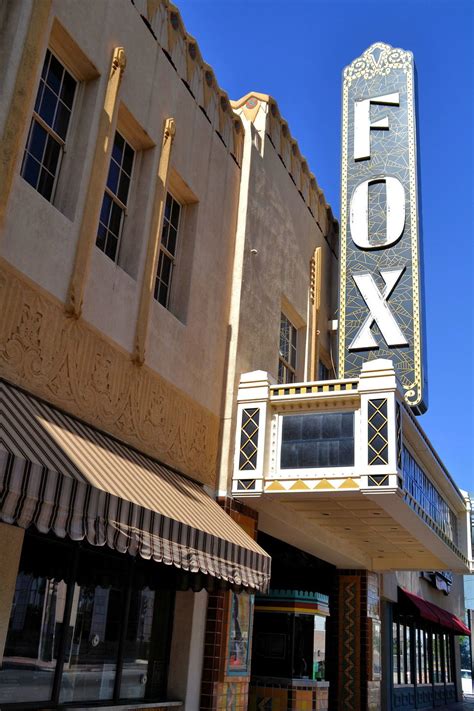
[0,2,472,711]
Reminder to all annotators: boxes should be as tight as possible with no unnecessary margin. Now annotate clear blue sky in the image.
[177,0,474,492]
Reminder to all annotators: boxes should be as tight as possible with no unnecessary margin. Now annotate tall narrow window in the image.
[318,361,332,381]
[154,192,181,308]
[278,313,297,384]
[96,132,135,262]
[21,49,77,201]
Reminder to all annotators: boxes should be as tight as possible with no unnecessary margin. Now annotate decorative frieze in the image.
[0,262,218,484]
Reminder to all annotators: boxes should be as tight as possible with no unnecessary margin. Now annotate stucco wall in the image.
[383,570,464,617]
[1,0,240,418]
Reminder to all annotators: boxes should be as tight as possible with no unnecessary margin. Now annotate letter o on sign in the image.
[350,176,405,249]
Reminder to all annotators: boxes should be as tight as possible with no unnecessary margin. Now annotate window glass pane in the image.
[166,226,178,256]
[107,159,120,195]
[37,168,55,201]
[46,53,63,94]
[96,222,107,251]
[38,85,57,126]
[434,632,438,683]
[0,537,69,705]
[123,144,134,176]
[313,615,326,680]
[43,134,61,173]
[105,233,118,262]
[393,621,399,685]
[170,198,180,229]
[54,102,71,140]
[399,623,405,683]
[22,153,41,190]
[28,120,47,161]
[118,172,131,204]
[109,201,123,237]
[41,49,50,79]
[157,281,169,307]
[281,413,354,468]
[120,587,174,700]
[61,72,76,109]
[112,132,125,163]
[164,193,172,220]
[406,625,411,683]
[60,552,123,703]
[100,192,112,226]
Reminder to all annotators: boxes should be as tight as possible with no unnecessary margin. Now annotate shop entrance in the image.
[248,533,335,711]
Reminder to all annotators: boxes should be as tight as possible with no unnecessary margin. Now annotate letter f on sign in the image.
[349,268,408,350]
[354,93,400,161]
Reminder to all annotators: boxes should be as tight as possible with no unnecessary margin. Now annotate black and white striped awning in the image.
[0,380,270,592]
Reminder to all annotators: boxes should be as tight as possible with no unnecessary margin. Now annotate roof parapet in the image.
[231,92,339,243]
[131,0,244,164]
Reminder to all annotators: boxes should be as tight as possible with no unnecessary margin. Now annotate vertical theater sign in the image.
[338,42,428,413]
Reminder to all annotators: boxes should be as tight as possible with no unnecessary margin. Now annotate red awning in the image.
[400,589,471,635]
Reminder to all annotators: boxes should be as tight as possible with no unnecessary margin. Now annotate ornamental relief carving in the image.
[0,264,218,484]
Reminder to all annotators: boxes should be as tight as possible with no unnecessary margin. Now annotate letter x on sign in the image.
[349,268,408,350]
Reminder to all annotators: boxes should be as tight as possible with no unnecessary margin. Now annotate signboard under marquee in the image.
[338,42,428,414]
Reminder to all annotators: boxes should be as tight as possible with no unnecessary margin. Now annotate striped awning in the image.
[0,380,270,592]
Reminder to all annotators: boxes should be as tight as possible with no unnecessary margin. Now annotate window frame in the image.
[154,191,183,310]
[96,130,136,264]
[278,312,298,384]
[392,608,456,691]
[21,48,79,204]
[276,408,356,478]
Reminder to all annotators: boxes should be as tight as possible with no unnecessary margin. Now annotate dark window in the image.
[96,132,135,263]
[0,533,174,706]
[392,608,455,689]
[154,192,181,308]
[280,412,354,469]
[21,49,77,201]
[278,313,297,384]
[317,361,332,380]
[403,448,458,543]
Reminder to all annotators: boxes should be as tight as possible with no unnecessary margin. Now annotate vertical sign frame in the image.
[338,42,428,414]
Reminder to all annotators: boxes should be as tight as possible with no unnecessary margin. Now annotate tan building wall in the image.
[0,0,243,486]
[218,92,338,494]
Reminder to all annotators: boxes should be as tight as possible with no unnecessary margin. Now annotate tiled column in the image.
[200,498,258,711]
[328,570,381,711]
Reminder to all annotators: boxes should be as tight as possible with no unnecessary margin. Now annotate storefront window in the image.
[392,621,399,685]
[313,615,326,680]
[392,606,457,693]
[416,628,427,684]
[60,582,123,702]
[121,587,173,699]
[433,632,441,683]
[405,624,411,683]
[0,572,67,704]
[0,533,174,707]
[444,635,452,683]
[399,621,405,683]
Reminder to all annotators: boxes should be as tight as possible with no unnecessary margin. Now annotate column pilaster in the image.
[66,46,126,317]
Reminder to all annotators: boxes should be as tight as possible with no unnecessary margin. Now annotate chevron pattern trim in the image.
[338,576,361,711]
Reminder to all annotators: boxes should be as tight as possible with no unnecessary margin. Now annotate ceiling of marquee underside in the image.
[247,493,468,572]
